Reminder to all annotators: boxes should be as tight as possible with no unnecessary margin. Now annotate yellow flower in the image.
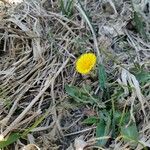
[75,53,97,74]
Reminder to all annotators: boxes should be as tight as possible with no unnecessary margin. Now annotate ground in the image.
[0,0,150,150]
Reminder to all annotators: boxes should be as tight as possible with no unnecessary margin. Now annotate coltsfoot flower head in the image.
[75,53,97,74]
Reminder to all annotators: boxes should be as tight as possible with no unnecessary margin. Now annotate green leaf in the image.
[96,119,106,146]
[82,116,99,125]
[65,84,105,108]
[65,85,77,97]
[65,85,82,102]
[0,133,21,148]
[113,111,122,123]
[96,111,111,146]
[98,64,107,90]
[121,123,139,142]
[135,71,150,84]
[133,11,147,39]
[82,84,92,93]
[60,0,74,17]
[119,111,130,127]
[22,114,48,137]
[65,85,93,104]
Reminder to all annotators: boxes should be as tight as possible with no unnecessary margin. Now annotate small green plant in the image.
[130,64,150,84]
[131,0,147,39]
[0,132,21,149]
[60,0,74,17]
[0,110,50,149]
[133,11,147,39]
[65,84,105,108]
[0,88,11,109]
[121,123,139,143]
[65,55,141,148]
[96,110,111,146]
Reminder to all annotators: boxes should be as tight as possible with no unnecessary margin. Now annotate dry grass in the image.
[0,0,150,150]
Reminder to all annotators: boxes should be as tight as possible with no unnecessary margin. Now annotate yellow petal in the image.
[75,53,96,74]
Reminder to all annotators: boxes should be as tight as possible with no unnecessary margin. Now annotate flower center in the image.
[83,61,92,69]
